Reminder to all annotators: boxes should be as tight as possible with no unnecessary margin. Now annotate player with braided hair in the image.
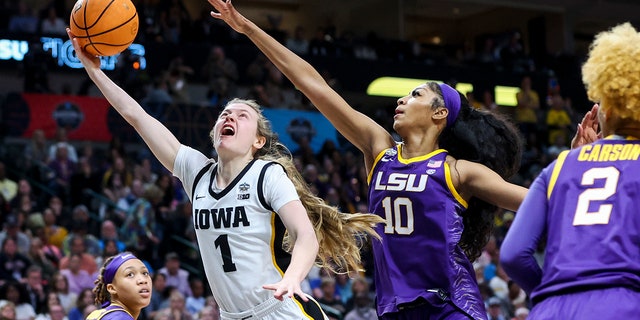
[88,252,151,320]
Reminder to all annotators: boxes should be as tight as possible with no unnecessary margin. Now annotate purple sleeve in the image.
[500,167,550,294]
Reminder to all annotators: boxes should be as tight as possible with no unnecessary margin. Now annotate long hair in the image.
[430,83,523,261]
[225,98,384,273]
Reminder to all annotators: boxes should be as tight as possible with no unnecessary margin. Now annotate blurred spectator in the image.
[58,254,93,295]
[39,7,65,36]
[69,157,102,209]
[58,236,97,276]
[23,266,47,314]
[317,276,345,318]
[146,273,168,320]
[25,236,56,283]
[286,26,309,56]
[155,290,193,320]
[343,276,370,313]
[486,296,507,320]
[0,300,16,320]
[202,46,239,97]
[158,252,192,298]
[97,220,125,253]
[21,43,52,93]
[166,55,194,104]
[481,89,498,112]
[46,145,76,205]
[34,300,66,320]
[47,129,77,164]
[0,281,36,320]
[0,162,18,203]
[95,239,120,268]
[49,273,76,314]
[185,278,205,316]
[515,76,540,138]
[333,272,352,305]
[545,93,572,146]
[0,215,31,255]
[343,292,376,320]
[61,206,101,256]
[41,208,67,252]
[196,305,219,320]
[0,236,32,284]
[66,288,93,320]
[8,2,37,34]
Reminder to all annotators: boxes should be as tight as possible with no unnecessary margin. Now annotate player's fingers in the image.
[295,291,309,302]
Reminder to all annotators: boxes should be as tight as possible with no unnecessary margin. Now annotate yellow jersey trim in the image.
[444,162,468,208]
[548,150,569,199]
[270,213,285,276]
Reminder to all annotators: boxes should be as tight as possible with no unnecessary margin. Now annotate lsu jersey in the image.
[531,136,640,302]
[367,144,486,319]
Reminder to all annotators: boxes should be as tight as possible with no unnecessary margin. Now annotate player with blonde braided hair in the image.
[88,252,151,320]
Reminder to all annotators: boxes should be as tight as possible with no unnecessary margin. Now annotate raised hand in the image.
[208,0,249,34]
[66,28,101,69]
[571,103,600,149]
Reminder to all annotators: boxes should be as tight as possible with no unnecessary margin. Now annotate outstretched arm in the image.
[67,29,181,172]
[208,0,395,169]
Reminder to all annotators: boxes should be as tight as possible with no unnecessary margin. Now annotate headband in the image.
[438,83,461,128]
[103,252,137,285]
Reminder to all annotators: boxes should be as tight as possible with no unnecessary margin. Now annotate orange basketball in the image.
[69,0,139,57]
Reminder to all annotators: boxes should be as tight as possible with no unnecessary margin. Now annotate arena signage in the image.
[0,36,146,71]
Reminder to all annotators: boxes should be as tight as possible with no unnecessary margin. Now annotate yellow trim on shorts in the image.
[444,162,468,208]
[291,295,316,320]
[547,150,569,199]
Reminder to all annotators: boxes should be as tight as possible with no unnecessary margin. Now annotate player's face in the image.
[393,84,442,136]
[213,103,265,157]
[110,259,152,310]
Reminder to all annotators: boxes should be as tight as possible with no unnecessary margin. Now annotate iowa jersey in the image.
[173,146,298,313]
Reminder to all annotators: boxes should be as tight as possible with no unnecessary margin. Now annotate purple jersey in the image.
[501,136,640,305]
[86,304,134,320]
[367,145,485,319]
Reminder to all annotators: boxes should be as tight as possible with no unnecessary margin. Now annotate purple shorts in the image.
[530,287,640,319]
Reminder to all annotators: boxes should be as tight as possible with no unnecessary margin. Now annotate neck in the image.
[401,132,440,159]
[216,156,254,189]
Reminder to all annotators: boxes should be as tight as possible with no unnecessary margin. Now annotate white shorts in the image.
[219,294,328,320]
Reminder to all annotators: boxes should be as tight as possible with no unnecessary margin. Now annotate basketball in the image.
[69,0,139,57]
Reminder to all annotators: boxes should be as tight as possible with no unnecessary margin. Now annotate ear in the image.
[107,283,116,296]
[253,136,266,150]
[432,107,449,121]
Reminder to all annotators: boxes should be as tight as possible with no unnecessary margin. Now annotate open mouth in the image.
[222,125,235,136]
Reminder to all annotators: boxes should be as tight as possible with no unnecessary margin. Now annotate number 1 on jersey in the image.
[214,234,237,272]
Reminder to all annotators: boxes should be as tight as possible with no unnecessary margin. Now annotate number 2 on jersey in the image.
[381,196,414,234]
[214,234,237,272]
[573,166,619,226]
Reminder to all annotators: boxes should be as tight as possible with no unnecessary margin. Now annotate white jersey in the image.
[173,145,300,313]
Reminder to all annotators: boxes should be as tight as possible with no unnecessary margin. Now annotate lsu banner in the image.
[262,109,338,153]
[10,93,113,141]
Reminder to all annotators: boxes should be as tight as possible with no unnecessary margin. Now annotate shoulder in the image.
[87,308,133,320]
